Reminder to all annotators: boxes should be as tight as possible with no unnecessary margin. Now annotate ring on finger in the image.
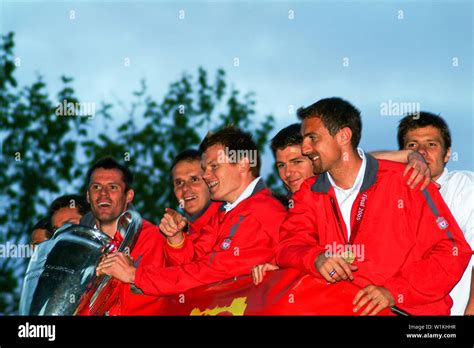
[329,269,336,277]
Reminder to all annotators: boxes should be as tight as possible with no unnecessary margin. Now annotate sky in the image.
[1,0,472,177]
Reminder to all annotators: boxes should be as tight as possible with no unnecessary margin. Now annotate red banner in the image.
[131,269,394,316]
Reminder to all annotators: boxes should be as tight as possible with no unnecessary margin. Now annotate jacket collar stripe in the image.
[218,178,266,212]
[421,189,440,216]
[185,200,212,222]
[311,152,379,194]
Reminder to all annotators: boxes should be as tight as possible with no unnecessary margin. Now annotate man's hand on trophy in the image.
[96,252,136,283]
[159,208,187,246]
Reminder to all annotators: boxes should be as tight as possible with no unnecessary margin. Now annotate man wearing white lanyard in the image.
[276,97,471,315]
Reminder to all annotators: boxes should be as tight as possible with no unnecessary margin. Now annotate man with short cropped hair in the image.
[162,149,220,245]
[275,97,471,315]
[30,217,53,248]
[49,194,89,230]
[397,112,474,315]
[253,121,433,286]
[99,127,287,296]
[271,123,314,195]
[86,156,165,315]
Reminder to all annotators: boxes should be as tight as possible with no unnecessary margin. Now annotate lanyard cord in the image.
[329,191,369,245]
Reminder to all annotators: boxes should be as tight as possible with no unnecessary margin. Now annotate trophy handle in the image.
[76,209,143,315]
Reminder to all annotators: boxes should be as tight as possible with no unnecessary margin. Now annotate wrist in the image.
[167,233,185,248]
[128,266,136,284]
[406,149,416,159]
[314,252,326,271]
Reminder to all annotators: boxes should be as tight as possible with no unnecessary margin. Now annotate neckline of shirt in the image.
[327,148,367,198]
[223,176,262,213]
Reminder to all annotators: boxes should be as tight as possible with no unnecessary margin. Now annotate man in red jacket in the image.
[81,156,166,315]
[275,97,471,315]
[97,150,221,314]
[253,123,431,284]
[98,127,287,296]
[163,148,220,245]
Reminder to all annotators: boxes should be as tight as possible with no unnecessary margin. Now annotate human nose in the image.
[417,144,428,157]
[98,186,110,195]
[182,181,193,192]
[202,168,212,181]
[301,138,311,156]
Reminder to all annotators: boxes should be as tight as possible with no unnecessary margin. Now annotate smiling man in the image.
[275,97,471,315]
[271,123,314,196]
[84,157,165,315]
[98,127,287,296]
[252,124,314,284]
[160,149,220,246]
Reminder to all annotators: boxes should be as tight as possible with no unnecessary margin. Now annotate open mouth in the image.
[207,181,219,191]
[184,196,196,202]
[97,201,111,208]
[309,155,320,162]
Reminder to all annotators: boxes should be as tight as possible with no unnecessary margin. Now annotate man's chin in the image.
[312,166,324,175]
[97,215,119,226]
[210,192,224,202]
[289,185,301,194]
[186,207,203,216]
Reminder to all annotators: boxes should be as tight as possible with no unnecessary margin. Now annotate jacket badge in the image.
[221,238,232,250]
[436,216,449,230]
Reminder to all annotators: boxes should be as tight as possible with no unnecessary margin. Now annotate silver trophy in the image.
[19,210,142,315]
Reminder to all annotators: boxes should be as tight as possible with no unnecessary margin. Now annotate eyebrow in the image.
[90,181,120,184]
[407,138,442,142]
[174,174,201,180]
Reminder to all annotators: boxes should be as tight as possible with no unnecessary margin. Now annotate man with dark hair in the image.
[162,148,220,243]
[253,122,430,285]
[270,123,313,194]
[49,194,89,230]
[84,156,165,315]
[275,97,470,315]
[252,124,314,284]
[396,112,473,315]
[98,127,286,296]
[83,156,135,236]
[397,112,452,168]
[30,217,53,248]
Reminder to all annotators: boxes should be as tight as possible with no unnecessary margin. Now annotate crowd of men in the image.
[30,97,473,316]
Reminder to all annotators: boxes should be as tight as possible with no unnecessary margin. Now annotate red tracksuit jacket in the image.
[164,201,221,266]
[134,180,287,296]
[276,154,471,315]
[109,203,220,315]
[107,219,166,315]
[185,201,221,242]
